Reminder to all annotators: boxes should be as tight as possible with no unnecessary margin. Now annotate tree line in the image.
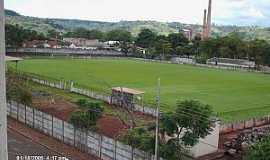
[63,27,133,42]
[134,29,270,67]
[5,24,47,47]
[5,24,270,66]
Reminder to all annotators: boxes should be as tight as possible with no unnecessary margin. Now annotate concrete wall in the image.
[7,101,162,160]
[191,122,220,157]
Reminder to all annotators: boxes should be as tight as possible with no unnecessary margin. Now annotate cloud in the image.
[5,0,270,26]
[213,0,269,26]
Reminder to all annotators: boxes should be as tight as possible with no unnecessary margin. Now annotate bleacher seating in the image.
[207,58,255,69]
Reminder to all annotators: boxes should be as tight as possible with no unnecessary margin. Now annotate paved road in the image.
[8,129,61,160]
[8,118,100,160]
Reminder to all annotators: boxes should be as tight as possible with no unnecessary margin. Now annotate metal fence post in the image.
[85,130,88,153]
[74,128,76,147]
[62,120,65,143]
[24,105,27,124]
[52,115,54,137]
[114,139,117,160]
[32,108,35,128]
[99,135,102,158]
[42,112,44,133]
[16,102,19,120]
[132,147,134,160]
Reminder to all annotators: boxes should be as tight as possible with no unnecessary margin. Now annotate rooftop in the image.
[5,56,23,62]
[112,87,145,95]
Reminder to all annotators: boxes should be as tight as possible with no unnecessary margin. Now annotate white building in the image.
[63,38,107,48]
[171,57,196,64]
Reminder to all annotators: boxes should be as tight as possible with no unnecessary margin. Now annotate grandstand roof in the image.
[112,87,144,95]
[5,56,23,62]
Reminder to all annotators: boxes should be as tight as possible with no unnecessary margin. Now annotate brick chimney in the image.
[206,0,212,38]
[202,9,207,40]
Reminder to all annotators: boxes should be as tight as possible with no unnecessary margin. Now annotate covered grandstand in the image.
[207,58,255,69]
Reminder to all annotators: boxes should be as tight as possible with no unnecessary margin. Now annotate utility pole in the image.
[0,0,8,159]
[154,78,160,160]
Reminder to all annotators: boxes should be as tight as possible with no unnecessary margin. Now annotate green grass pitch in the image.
[13,58,270,122]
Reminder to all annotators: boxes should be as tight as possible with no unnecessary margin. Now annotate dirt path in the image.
[8,117,100,160]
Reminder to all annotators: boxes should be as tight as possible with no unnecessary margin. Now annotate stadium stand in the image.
[207,57,255,69]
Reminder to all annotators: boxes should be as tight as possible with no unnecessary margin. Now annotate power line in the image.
[154,78,160,160]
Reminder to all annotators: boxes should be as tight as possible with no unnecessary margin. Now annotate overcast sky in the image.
[5,0,270,26]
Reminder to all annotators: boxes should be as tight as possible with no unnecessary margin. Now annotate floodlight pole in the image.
[154,78,160,160]
[0,0,8,159]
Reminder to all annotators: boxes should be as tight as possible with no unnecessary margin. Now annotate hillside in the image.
[5,9,270,41]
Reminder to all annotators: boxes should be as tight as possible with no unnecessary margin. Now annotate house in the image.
[22,40,43,48]
[181,29,193,41]
[47,41,61,49]
[171,57,195,64]
[63,38,107,48]
[23,40,62,49]
[105,41,120,46]
[69,43,77,48]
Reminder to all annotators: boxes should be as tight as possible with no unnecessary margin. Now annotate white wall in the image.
[191,122,220,157]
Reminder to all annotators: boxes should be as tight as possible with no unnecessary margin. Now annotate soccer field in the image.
[13,58,270,122]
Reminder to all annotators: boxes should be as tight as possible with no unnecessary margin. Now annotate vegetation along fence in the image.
[18,71,158,117]
[220,116,270,134]
[7,101,163,160]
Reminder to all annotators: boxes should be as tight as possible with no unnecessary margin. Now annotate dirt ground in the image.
[32,98,79,121]
[32,95,154,139]
[97,115,130,138]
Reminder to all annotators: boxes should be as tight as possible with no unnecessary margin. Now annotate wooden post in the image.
[0,0,8,158]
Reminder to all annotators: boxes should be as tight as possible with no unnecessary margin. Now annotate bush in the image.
[6,72,32,106]
[70,100,104,129]
[245,135,270,160]
[195,54,208,64]
[121,128,155,153]
[76,99,102,110]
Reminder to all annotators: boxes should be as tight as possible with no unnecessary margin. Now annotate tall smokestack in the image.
[206,0,212,38]
[202,9,207,40]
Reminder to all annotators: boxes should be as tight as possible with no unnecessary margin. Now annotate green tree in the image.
[248,39,269,67]
[245,136,270,160]
[154,36,173,59]
[65,28,105,40]
[121,128,155,153]
[106,29,132,42]
[168,33,189,51]
[6,71,32,106]
[47,29,61,39]
[5,24,46,47]
[122,100,214,160]
[161,100,214,146]
[70,101,104,129]
[135,29,157,48]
